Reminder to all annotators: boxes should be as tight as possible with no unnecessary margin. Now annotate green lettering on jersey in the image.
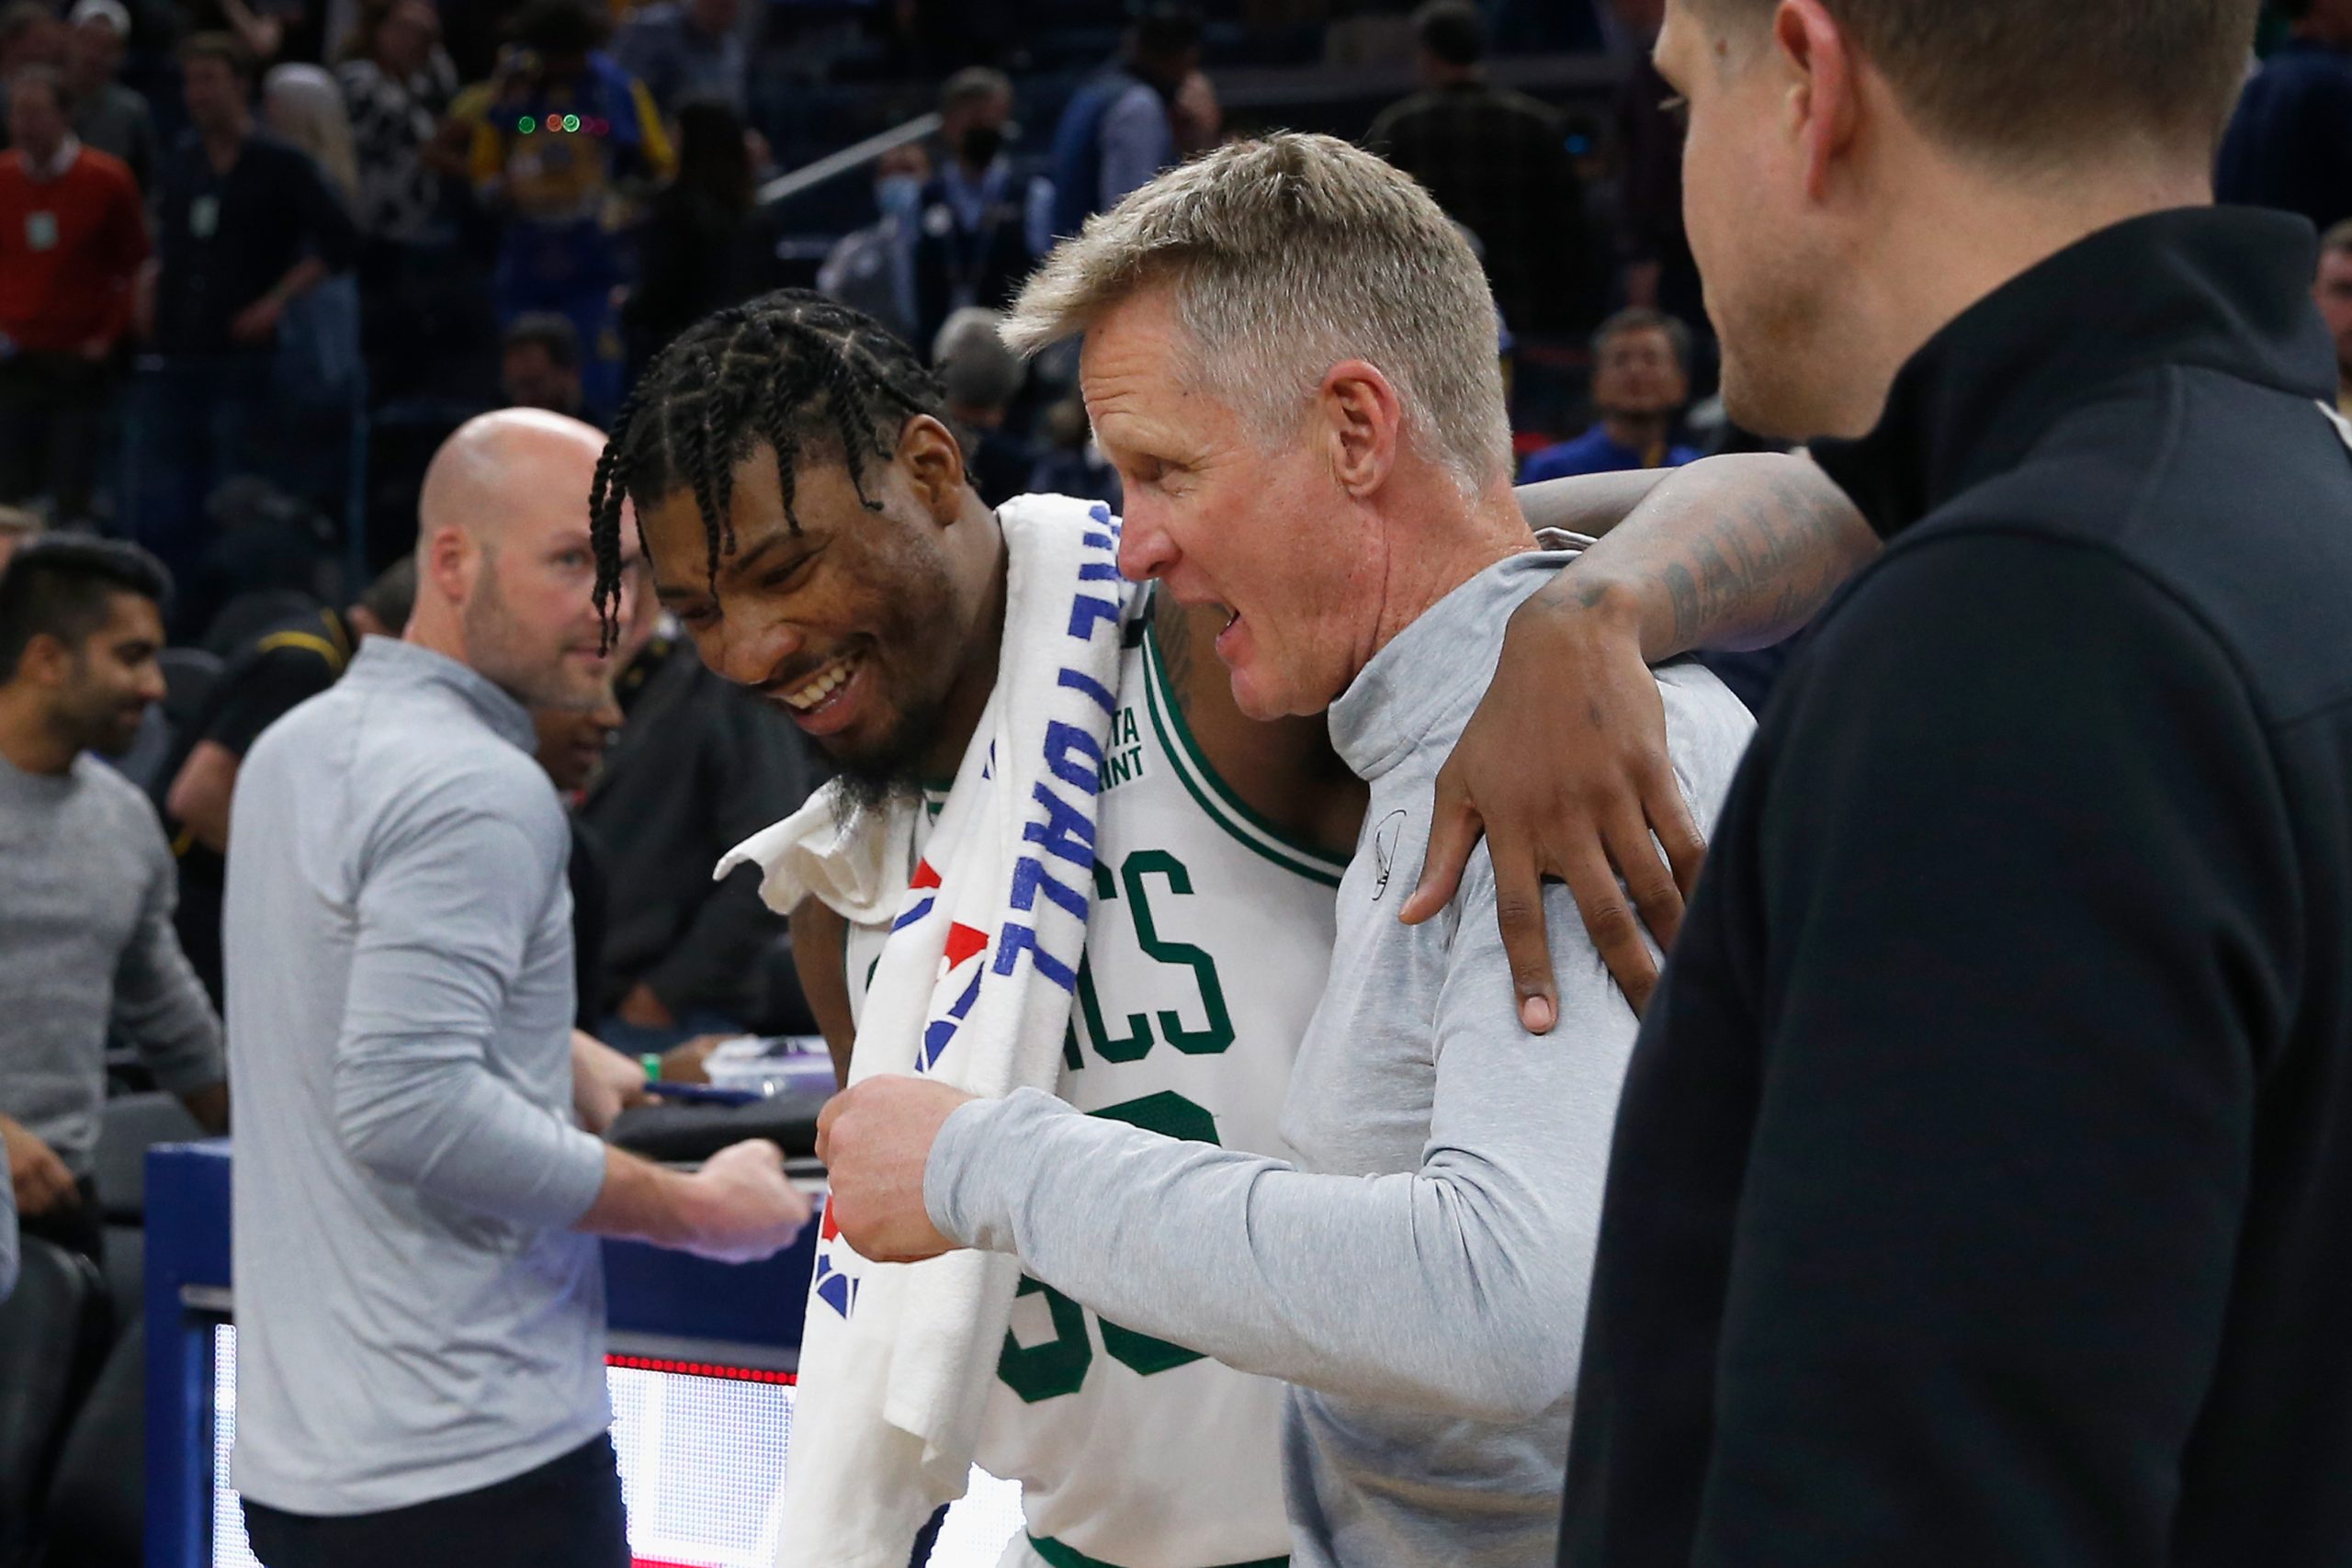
[1076,861,1153,1062]
[1122,852,1236,1056]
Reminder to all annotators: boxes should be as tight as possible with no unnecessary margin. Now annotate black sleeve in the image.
[1695,532,2294,1566]
[567,818,609,1032]
[290,146,357,271]
[639,693,819,1016]
[203,647,341,758]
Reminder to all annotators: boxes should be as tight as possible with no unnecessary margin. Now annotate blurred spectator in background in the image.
[0,504,37,571]
[0,65,146,528]
[1046,2,1202,241]
[133,33,356,629]
[612,0,744,119]
[337,0,454,244]
[815,140,925,344]
[0,4,67,148]
[502,310,586,419]
[2219,0,2352,235]
[912,68,1041,351]
[932,305,1031,506]
[582,612,820,1050]
[2318,220,2352,416]
[1609,0,1701,331]
[1027,392,1121,511]
[472,0,673,422]
[1367,0,1592,340]
[157,555,413,1002]
[339,0,471,401]
[534,679,622,1031]
[624,96,770,375]
[64,0,156,190]
[0,537,226,1266]
[263,62,367,417]
[1521,307,1697,480]
[263,62,358,204]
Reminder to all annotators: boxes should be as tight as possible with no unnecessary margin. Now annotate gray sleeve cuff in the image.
[925,1089,1058,1249]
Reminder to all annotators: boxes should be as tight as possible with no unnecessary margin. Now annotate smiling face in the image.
[1085,287,1382,722]
[640,422,993,804]
[52,590,164,755]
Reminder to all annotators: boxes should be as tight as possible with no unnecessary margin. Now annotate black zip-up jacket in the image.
[1563,208,2352,1566]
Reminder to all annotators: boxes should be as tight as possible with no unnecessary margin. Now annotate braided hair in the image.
[589,290,952,647]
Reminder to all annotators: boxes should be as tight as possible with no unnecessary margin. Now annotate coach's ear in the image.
[1317,358,1405,500]
[899,414,974,525]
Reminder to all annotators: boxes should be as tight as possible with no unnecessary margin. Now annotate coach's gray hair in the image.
[1002,132,1512,493]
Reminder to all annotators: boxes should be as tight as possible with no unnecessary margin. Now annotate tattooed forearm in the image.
[1552,453,1877,658]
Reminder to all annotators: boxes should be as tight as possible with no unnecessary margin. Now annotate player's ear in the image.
[899,414,972,525]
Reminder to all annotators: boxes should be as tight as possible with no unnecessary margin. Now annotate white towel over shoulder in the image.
[719,494,1132,1568]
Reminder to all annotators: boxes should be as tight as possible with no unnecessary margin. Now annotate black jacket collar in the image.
[1812,207,2333,540]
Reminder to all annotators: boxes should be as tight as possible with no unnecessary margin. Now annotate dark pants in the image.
[19,1175,104,1268]
[0,351,118,521]
[242,1433,630,1568]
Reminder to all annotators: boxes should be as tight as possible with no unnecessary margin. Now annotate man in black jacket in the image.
[1538,0,2352,1563]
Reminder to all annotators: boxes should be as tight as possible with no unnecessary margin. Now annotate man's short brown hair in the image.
[179,29,254,84]
[1701,0,2259,164]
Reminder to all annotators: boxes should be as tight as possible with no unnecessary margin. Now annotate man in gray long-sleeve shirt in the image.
[0,536,226,1266]
[818,135,1756,1566]
[226,410,810,1567]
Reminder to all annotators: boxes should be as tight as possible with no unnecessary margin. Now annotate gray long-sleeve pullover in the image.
[928,551,1757,1567]
[224,637,611,1515]
[0,748,222,1177]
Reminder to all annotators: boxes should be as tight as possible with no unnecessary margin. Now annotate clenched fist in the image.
[814,1077,977,1264]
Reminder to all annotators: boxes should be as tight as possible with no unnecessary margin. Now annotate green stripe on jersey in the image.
[1027,1534,1289,1568]
[1139,626,1348,889]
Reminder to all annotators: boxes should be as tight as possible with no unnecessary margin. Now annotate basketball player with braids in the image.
[585,290,1836,1566]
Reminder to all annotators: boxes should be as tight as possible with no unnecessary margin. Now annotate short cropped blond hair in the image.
[1003,132,1512,491]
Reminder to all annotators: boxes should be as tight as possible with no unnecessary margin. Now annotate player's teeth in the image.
[786,654,857,711]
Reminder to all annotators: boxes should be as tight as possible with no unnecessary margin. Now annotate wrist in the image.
[1523,566,1655,659]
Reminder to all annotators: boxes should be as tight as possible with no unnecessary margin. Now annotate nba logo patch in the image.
[811,1198,862,1318]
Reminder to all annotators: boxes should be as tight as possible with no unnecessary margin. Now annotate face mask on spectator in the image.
[876,174,922,222]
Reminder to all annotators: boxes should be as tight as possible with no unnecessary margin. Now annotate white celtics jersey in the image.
[844,602,1343,1568]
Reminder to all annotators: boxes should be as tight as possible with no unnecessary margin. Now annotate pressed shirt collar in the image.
[1811,207,2333,542]
[342,637,537,752]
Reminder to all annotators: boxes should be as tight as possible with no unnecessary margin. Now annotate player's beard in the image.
[824,682,946,817]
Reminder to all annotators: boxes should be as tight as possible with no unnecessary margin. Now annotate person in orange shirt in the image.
[0,63,145,525]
